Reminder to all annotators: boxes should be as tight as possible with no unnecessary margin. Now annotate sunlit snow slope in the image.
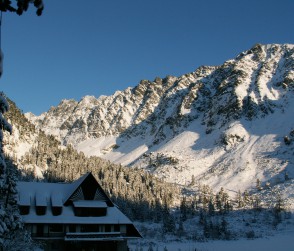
[26,44,294,197]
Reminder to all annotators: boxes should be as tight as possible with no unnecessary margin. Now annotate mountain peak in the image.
[25,43,294,194]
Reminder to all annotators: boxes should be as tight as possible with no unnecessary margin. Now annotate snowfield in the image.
[73,94,294,210]
[130,231,294,251]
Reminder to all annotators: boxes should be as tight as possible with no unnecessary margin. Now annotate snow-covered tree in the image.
[0,0,44,16]
[0,93,18,249]
[0,2,44,249]
[161,200,175,234]
[176,220,185,237]
[180,196,188,221]
[1,94,42,250]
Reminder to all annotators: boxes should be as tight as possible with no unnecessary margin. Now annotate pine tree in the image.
[256,178,262,191]
[0,0,44,16]
[147,243,154,251]
[180,196,188,221]
[0,92,13,248]
[252,195,261,211]
[1,104,41,249]
[235,190,244,208]
[0,96,37,250]
[161,201,175,234]
[220,217,230,240]
[153,199,163,223]
[198,209,206,226]
[243,190,250,207]
[190,174,196,186]
[208,197,215,216]
[203,219,210,238]
[176,220,185,237]
[284,171,289,181]
[274,192,285,213]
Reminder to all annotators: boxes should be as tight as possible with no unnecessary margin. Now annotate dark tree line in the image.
[0,94,38,249]
[19,134,180,222]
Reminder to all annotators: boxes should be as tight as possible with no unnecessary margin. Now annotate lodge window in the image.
[36,206,46,215]
[36,225,44,237]
[19,205,30,215]
[105,225,111,232]
[68,225,76,233]
[49,224,63,233]
[74,207,107,217]
[81,224,100,232]
[114,224,120,232]
[73,201,108,217]
[52,206,62,216]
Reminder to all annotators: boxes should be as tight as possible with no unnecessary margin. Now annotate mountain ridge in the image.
[25,43,294,203]
[27,43,294,140]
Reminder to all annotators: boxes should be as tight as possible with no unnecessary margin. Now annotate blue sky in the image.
[1,0,294,115]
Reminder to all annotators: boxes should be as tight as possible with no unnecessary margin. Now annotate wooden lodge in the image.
[17,172,141,251]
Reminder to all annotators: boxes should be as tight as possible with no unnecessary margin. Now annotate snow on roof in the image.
[17,173,134,226]
[17,173,93,207]
[18,181,68,205]
[21,205,133,224]
[51,190,63,207]
[18,191,31,206]
[73,200,107,208]
[35,191,47,206]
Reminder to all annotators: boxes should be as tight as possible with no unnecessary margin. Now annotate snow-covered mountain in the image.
[26,44,294,201]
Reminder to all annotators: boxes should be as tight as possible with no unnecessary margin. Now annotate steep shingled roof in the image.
[16,172,140,235]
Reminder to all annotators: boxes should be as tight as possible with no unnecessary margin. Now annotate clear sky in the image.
[0,0,294,115]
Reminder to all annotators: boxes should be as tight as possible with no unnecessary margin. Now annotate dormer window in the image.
[73,200,107,217]
[52,206,62,216]
[36,192,47,215]
[51,192,63,216]
[36,206,46,215]
[18,193,31,215]
[19,205,30,215]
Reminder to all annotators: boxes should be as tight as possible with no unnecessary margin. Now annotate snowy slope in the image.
[26,44,294,202]
[129,230,294,251]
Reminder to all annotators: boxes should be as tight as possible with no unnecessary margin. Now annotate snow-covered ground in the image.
[130,231,294,251]
[34,231,294,251]
[129,202,294,251]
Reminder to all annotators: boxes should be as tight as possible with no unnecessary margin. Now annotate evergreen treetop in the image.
[0,0,44,16]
